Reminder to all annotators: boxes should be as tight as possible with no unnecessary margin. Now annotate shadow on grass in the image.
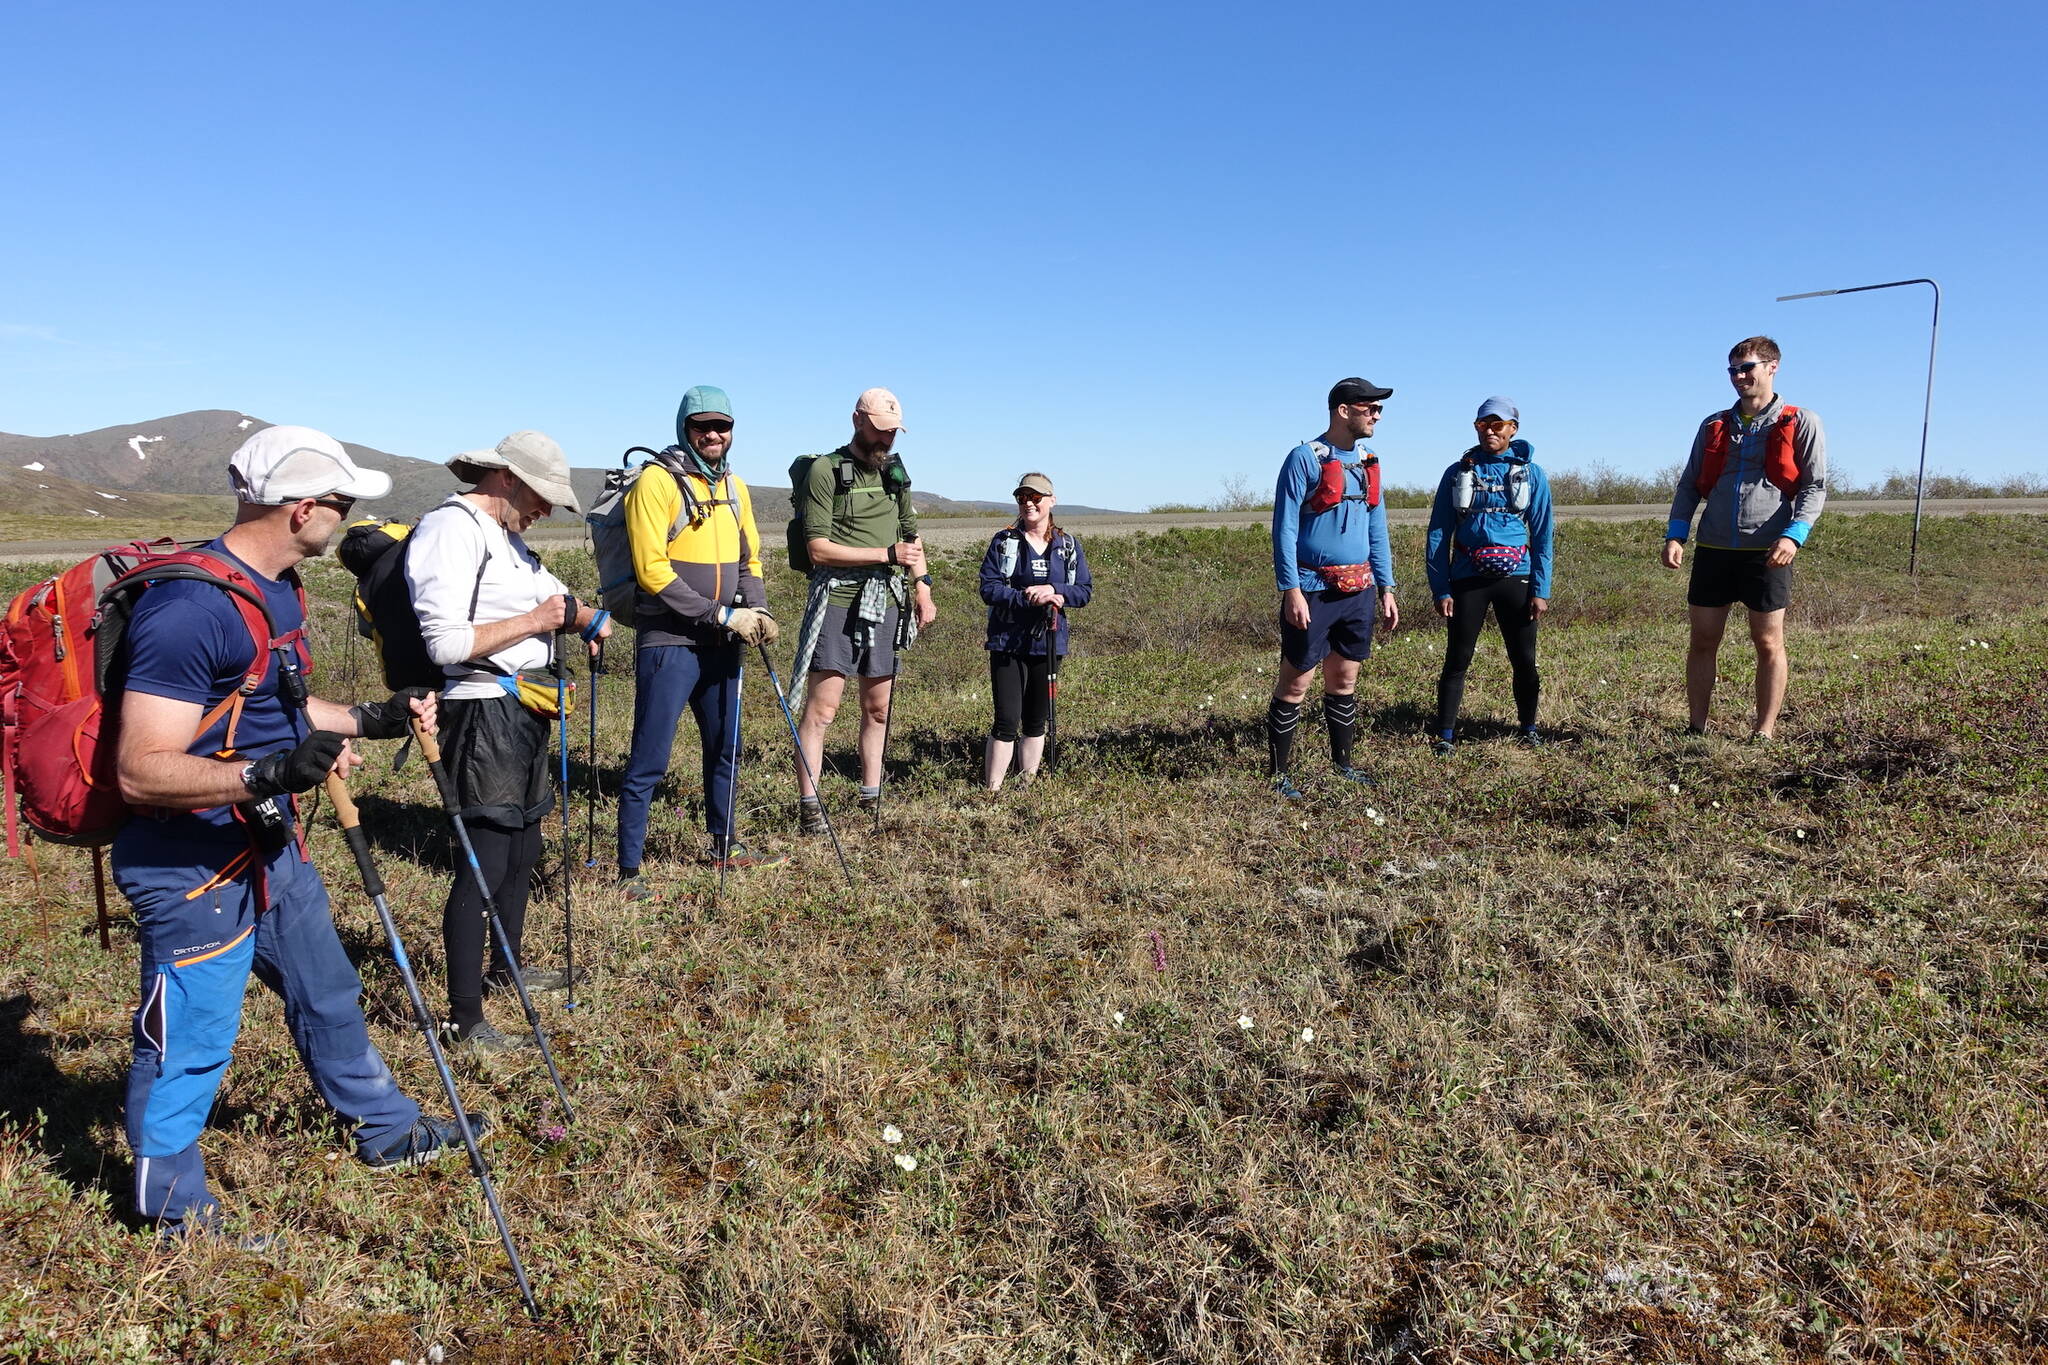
[0,993,136,1219]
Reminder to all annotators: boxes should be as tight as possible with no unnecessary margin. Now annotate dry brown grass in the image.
[1,516,2044,1362]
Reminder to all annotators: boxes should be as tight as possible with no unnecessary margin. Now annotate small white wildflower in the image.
[1608,835,1621,844]
[1237,1015,1255,1030]
[1371,813,1386,826]
[429,1350,445,1365]
[1914,645,1924,651]
[1364,807,1380,820]
[957,877,974,887]
[1795,829,1807,840]
[324,1151,340,1162]
[1112,1011,1125,1026]
[1711,801,1722,809]
[881,1124,904,1145]
[1298,820,1309,830]
[1598,678,1609,686]
[1852,653,1860,659]
[894,1154,918,1172]
[1669,783,1680,794]
[1301,1027,1315,1042]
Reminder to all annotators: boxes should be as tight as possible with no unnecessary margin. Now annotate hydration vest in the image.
[1452,457,1532,516]
[994,527,1077,581]
[1697,406,1802,497]
[1302,441,1381,515]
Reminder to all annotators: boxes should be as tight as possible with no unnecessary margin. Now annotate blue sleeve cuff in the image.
[1783,520,1812,546]
[1665,518,1691,542]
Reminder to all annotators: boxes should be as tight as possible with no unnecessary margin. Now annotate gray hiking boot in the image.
[442,1020,536,1056]
[359,1114,491,1171]
[797,802,828,837]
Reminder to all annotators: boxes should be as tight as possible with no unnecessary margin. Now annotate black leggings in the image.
[989,651,1052,741]
[1436,576,1540,732]
[443,819,544,1028]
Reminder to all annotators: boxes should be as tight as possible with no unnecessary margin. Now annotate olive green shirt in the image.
[797,446,920,606]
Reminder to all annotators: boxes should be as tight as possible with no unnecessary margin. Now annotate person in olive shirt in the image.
[788,388,937,833]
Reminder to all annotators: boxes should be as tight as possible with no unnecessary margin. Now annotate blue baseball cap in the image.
[1475,397,1519,423]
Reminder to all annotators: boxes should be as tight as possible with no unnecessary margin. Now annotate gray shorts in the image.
[808,601,900,679]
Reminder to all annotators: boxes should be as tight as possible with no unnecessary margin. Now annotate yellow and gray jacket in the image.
[625,456,767,648]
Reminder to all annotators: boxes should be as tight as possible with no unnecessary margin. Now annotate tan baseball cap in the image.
[855,387,905,432]
[1013,473,1055,499]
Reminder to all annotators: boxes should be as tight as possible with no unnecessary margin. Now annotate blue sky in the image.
[3,1,2040,509]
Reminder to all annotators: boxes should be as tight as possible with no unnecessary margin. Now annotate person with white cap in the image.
[788,387,937,832]
[111,424,468,1240]
[1423,397,1555,752]
[405,430,612,1052]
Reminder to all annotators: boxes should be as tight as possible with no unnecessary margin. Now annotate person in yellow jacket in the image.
[616,386,784,894]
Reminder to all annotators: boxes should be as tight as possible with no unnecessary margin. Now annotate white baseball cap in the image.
[228,425,393,505]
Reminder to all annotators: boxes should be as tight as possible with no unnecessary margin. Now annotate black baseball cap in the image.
[1328,378,1393,408]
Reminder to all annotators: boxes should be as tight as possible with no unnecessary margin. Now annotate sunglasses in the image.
[1015,492,1046,504]
[1727,360,1769,376]
[1475,418,1516,432]
[311,494,357,516]
[1348,402,1384,416]
[687,419,734,434]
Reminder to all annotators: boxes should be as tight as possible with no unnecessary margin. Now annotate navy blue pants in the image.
[115,826,421,1228]
[617,642,742,869]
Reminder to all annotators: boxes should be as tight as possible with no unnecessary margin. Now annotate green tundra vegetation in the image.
[1,514,2044,1363]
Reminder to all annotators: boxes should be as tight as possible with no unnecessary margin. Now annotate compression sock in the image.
[1325,692,1359,770]
[1266,698,1301,777]
[859,786,881,801]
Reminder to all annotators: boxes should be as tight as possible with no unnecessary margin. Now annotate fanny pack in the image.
[1311,563,1375,594]
[497,672,574,718]
[1468,545,1528,578]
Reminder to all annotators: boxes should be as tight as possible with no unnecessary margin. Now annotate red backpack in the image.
[2,540,303,858]
[1697,405,1802,496]
[1302,441,1382,516]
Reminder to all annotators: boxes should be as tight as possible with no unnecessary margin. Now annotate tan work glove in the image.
[724,606,775,646]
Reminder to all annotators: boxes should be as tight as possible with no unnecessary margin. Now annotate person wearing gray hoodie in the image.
[1662,336,1828,740]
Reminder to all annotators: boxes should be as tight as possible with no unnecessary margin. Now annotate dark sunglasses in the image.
[1475,418,1516,432]
[1727,360,1768,376]
[1352,402,1385,416]
[686,419,735,435]
[311,494,357,515]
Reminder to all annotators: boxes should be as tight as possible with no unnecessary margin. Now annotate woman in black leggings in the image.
[1422,398,1555,753]
[977,472,1094,790]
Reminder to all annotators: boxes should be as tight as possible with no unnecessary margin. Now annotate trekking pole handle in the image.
[325,772,361,829]
[409,717,444,766]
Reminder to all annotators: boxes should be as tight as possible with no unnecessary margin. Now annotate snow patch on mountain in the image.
[21,461,44,471]
[96,490,126,501]
[127,434,164,460]
[237,418,253,430]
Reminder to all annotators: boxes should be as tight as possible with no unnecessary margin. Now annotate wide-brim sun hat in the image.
[446,430,581,513]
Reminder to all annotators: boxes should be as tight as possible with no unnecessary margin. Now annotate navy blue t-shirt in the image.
[118,539,309,838]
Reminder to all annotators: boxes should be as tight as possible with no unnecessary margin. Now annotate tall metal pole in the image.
[1776,278,1940,574]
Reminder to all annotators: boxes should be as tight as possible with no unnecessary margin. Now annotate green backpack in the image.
[785,450,914,575]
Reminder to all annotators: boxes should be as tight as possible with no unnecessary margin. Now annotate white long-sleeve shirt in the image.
[404,495,568,700]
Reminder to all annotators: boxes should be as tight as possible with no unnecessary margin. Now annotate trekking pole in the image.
[718,648,745,901]
[409,718,575,1123]
[552,616,578,1013]
[756,641,854,887]
[322,771,540,1318]
[874,539,916,833]
[1045,602,1063,776]
[583,638,602,868]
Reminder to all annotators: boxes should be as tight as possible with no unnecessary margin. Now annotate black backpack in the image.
[339,503,490,691]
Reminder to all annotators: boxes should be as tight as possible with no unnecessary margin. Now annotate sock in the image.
[859,785,881,800]
[1325,692,1358,770]
[619,866,640,879]
[1520,724,1538,736]
[799,796,822,808]
[1266,698,1301,777]
[1440,728,1457,742]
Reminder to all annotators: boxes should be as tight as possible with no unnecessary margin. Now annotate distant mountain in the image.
[0,411,1124,532]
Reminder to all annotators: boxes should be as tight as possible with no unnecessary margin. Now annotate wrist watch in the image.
[918,573,933,587]
[238,761,259,793]
[886,544,899,566]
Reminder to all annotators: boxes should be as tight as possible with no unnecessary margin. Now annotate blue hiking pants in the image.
[617,641,741,870]
[115,829,421,1228]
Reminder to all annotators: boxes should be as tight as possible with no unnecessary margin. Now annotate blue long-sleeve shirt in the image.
[1425,440,1554,599]
[1271,440,1394,594]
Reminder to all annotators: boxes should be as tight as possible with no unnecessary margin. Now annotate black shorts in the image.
[441,691,554,831]
[1688,545,1792,613]
[1280,589,1376,670]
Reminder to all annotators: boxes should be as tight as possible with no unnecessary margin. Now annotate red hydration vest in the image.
[1303,443,1381,515]
[1697,406,1802,497]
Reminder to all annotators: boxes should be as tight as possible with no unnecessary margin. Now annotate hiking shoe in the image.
[1334,766,1378,787]
[857,793,882,816]
[484,965,583,995]
[619,874,657,902]
[154,1218,285,1255]
[1430,735,1456,756]
[797,802,828,837]
[709,842,789,871]
[1517,729,1547,749]
[1271,774,1305,801]
[442,1020,536,1055]
[359,1113,490,1171]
